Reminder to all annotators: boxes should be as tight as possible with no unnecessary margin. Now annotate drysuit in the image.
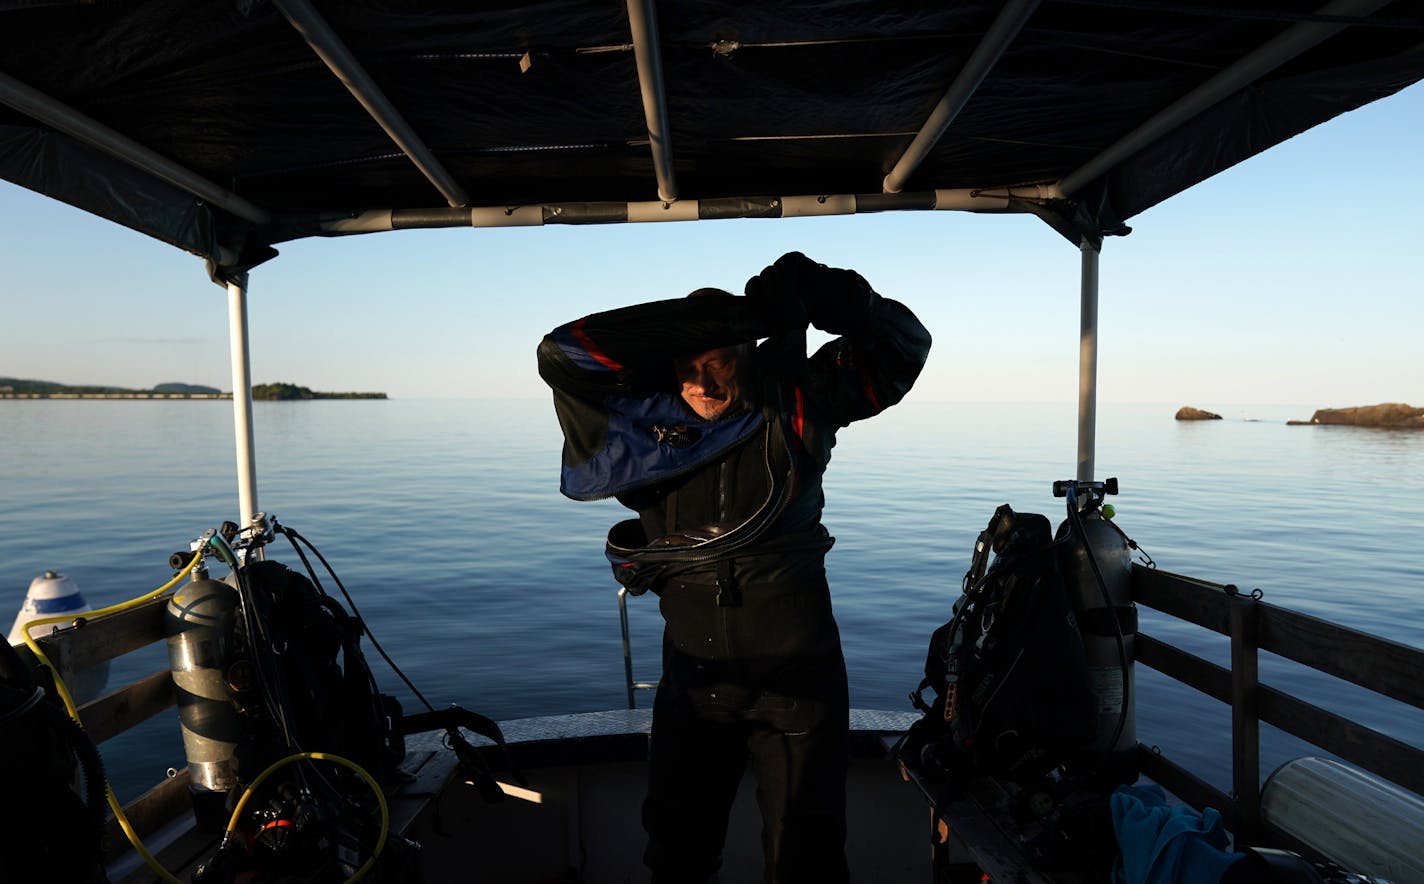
[536,252,931,883]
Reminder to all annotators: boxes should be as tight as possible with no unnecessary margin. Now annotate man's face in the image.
[674,346,742,420]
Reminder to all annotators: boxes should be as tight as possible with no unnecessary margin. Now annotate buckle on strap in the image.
[715,559,741,607]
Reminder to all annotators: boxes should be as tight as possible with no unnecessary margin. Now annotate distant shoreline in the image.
[1,379,386,400]
[1,392,387,400]
[1,392,229,400]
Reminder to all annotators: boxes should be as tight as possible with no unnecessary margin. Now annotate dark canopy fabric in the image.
[2,0,1421,272]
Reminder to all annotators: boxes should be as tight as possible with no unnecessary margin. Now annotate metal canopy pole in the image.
[274,0,469,208]
[0,71,270,225]
[883,0,1040,194]
[227,274,259,527]
[1060,0,1390,197]
[626,0,678,203]
[1077,241,1100,483]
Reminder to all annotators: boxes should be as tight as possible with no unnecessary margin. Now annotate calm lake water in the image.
[2,398,1421,801]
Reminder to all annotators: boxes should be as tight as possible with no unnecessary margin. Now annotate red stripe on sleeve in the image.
[570,319,625,371]
[793,386,805,439]
[859,367,883,414]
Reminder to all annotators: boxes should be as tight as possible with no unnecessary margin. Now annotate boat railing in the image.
[1130,564,1424,846]
[18,564,1424,874]
[617,586,658,709]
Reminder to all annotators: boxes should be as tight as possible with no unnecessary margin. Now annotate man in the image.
[537,252,930,882]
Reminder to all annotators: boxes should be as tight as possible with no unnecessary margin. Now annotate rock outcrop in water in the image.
[1175,406,1222,421]
[1287,402,1424,428]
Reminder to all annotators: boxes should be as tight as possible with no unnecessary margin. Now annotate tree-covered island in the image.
[252,382,386,400]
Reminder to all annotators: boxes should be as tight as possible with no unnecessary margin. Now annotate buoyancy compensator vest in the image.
[234,560,405,781]
[905,504,1098,781]
[0,636,109,883]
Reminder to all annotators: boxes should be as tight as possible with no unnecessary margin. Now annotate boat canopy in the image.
[5,0,1423,517]
[3,0,1423,278]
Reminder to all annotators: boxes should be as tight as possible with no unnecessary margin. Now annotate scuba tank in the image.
[1054,478,1137,783]
[165,564,243,829]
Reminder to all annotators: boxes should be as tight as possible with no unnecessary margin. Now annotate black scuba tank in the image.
[1056,505,1137,780]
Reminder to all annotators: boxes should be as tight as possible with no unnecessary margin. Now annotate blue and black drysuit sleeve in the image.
[537,295,776,490]
[538,296,769,398]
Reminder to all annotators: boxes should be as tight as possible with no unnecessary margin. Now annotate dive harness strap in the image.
[716,558,739,607]
[911,504,1034,723]
[0,685,44,726]
[606,393,800,596]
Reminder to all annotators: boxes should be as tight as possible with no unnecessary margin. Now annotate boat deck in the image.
[107,708,942,883]
[392,708,936,883]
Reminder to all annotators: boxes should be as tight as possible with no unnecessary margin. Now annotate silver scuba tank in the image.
[1056,508,1137,772]
[165,568,242,827]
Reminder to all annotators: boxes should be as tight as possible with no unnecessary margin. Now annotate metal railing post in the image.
[1229,591,1261,841]
[619,587,637,709]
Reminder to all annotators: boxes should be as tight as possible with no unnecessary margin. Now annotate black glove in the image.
[746,252,876,336]
[804,259,876,336]
[744,252,810,336]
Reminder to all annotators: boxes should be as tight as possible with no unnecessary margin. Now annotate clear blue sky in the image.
[2,83,1420,407]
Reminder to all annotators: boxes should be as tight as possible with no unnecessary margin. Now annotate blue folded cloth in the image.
[1111,784,1244,884]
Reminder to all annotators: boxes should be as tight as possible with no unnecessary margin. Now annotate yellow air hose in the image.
[19,544,391,883]
[226,751,390,883]
[19,547,205,883]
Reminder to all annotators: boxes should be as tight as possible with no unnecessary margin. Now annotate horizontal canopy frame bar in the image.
[315,184,1058,235]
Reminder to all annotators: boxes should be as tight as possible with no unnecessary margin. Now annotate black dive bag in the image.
[0,640,109,883]
[906,505,1097,781]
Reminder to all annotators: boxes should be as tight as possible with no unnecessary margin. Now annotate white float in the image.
[8,570,110,705]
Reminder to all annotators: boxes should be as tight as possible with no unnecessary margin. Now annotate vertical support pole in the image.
[1229,593,1261,842]
[227,273,258,528]
[1077,240,1100,484]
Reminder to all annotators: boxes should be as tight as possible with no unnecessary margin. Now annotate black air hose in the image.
[46,702,110,832]
[3,641,109,835]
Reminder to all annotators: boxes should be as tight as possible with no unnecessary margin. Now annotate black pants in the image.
[644,577,850,884]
